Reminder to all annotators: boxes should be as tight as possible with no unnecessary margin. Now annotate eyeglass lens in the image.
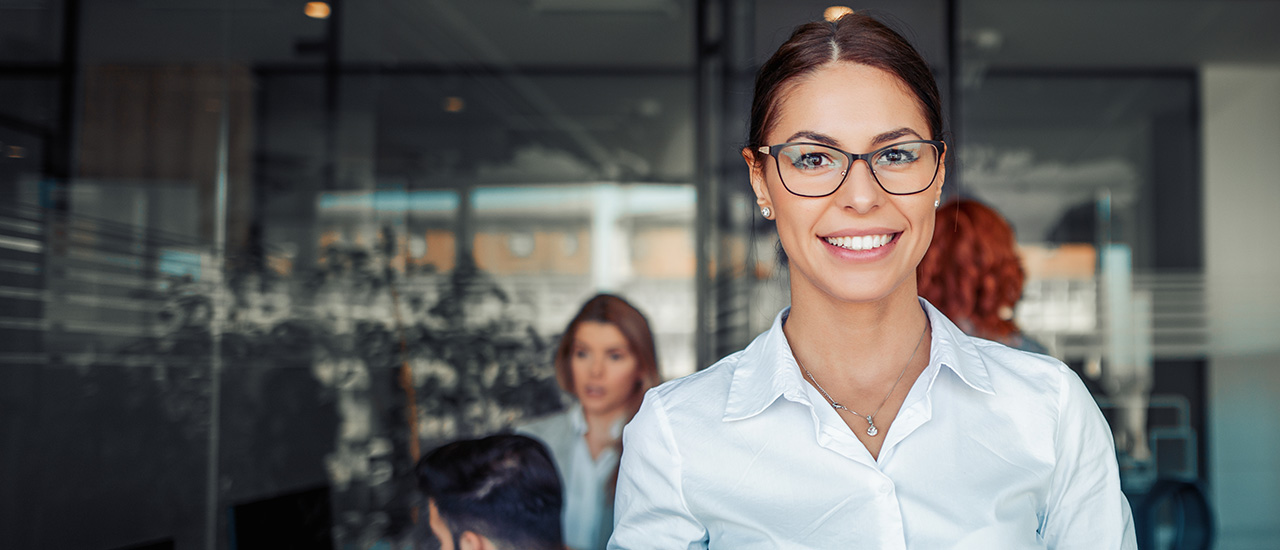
[775,141,939,196]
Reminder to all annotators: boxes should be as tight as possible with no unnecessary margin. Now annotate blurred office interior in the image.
[1,1,1278,548]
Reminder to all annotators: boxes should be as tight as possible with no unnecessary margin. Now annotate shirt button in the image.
[879,482,893,495]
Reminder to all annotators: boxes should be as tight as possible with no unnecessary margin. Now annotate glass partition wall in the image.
[952,3,1280,548]
[2,2,699,548]
[4,1,1280,549]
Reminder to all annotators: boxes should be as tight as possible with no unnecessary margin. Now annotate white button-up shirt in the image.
[610,299,1136,549]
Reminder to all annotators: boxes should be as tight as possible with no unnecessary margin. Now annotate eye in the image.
[574,349,589,359]
[609,352,625,362]
[794,152,834,170]
[781,145,841,172]
[873,144,921,168]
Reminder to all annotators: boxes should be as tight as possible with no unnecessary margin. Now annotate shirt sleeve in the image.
[1041,368,1138,550]
[608,390,709,550]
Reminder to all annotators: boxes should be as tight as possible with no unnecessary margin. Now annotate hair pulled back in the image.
[748,13,943,157]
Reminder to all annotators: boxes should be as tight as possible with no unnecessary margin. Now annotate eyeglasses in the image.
[756,139,945,197]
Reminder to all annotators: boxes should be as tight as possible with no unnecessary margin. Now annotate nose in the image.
[586,357,605,378]
[835,158,883,214]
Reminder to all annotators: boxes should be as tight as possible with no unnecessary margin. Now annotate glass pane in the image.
[2,1,697,548]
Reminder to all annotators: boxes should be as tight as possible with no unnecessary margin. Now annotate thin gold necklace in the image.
[797,322,928,437]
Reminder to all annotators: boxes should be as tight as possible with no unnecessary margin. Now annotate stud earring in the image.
[934,200,940,208]
[761,206,771,218]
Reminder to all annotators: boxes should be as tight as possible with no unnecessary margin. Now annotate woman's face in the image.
[570,321,642,419]
[747,62,944,306]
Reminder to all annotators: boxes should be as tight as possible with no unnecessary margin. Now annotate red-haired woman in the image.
[918,198,1048,354]
[610,12,1134,549]
[519,294,661,550]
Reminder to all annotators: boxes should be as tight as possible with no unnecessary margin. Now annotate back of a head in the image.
[416,434,564,550]
[917,199,1025,340]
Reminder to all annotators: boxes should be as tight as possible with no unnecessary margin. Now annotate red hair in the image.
[917,199,1025,340]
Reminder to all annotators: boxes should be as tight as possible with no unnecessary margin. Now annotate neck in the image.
[582,405,625,438]
[784,278,929,386]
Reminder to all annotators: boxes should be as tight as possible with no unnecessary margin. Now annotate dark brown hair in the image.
[917,199,1025,340]
[554,293,661,413]
[416,434,564,549]
[747,13,943,158]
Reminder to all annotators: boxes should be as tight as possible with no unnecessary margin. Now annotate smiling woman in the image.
[518,294,660,550]
[610,12,1137,550]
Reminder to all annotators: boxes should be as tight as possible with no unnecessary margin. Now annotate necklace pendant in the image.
[865,416,878,437]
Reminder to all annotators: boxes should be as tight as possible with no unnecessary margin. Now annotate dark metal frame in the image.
[757,139,946,197]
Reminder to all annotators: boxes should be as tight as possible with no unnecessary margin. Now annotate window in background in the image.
[953,2,1280,546]
[1,1,697,548]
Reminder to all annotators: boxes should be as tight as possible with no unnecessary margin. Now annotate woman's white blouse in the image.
[520,404,623,550]
[609,299,1136,549]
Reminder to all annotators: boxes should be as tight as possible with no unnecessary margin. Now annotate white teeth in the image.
[825,234,893,251]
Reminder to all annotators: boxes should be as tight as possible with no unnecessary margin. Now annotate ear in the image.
[742,147,774,215]
[933,146,947,205]
[458,531,493,550]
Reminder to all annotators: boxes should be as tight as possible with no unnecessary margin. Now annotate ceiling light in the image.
[532,0,678,16]
[443,97,465,113]
[824,6,853,22]
[305,2,330,19]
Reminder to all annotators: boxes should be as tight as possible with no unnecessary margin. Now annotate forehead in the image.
[770,62,928,146]
[573,321,628,346]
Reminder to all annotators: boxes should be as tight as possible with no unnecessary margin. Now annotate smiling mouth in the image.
[823,233,896,251]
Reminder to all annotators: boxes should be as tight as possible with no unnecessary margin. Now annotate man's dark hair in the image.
[416,434,564,550]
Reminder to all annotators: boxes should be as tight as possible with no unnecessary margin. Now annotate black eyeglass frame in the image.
[756,139,946,198]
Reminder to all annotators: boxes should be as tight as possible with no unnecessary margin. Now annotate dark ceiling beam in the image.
[0,113,52,138]
[0,64,61,76]
[252,62,695,77]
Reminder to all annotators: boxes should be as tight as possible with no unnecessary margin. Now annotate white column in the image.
[591,183,630,291]
[1203,64,1280,550]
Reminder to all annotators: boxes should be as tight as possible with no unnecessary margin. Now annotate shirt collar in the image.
[723,308,813,422]
[722,298,994,423]
[920,297,996,396]
[568,402,627,439]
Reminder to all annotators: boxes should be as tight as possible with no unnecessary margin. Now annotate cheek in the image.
[569,356,590,379]
[774,202,825,262]
[610,360,642,391]
[770,194,807,243]
[912,202,938,244]
[428,505,452,549]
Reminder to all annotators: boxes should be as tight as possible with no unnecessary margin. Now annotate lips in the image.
[823,233,896,251]
[582,385,607,398]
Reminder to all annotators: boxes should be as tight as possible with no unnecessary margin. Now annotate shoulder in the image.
[924,298,1076,402]
[629,313,784,442]
[642,347,748,417]
[516,409,573,441]
[964,336,1095,425]
[971,336,1069,383]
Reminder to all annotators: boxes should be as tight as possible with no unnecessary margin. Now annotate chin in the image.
[798,269,895,304]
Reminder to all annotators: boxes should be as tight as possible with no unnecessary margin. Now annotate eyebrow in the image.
[783,127,924,149]
[784,130,840,146]
[870,127,923,145]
